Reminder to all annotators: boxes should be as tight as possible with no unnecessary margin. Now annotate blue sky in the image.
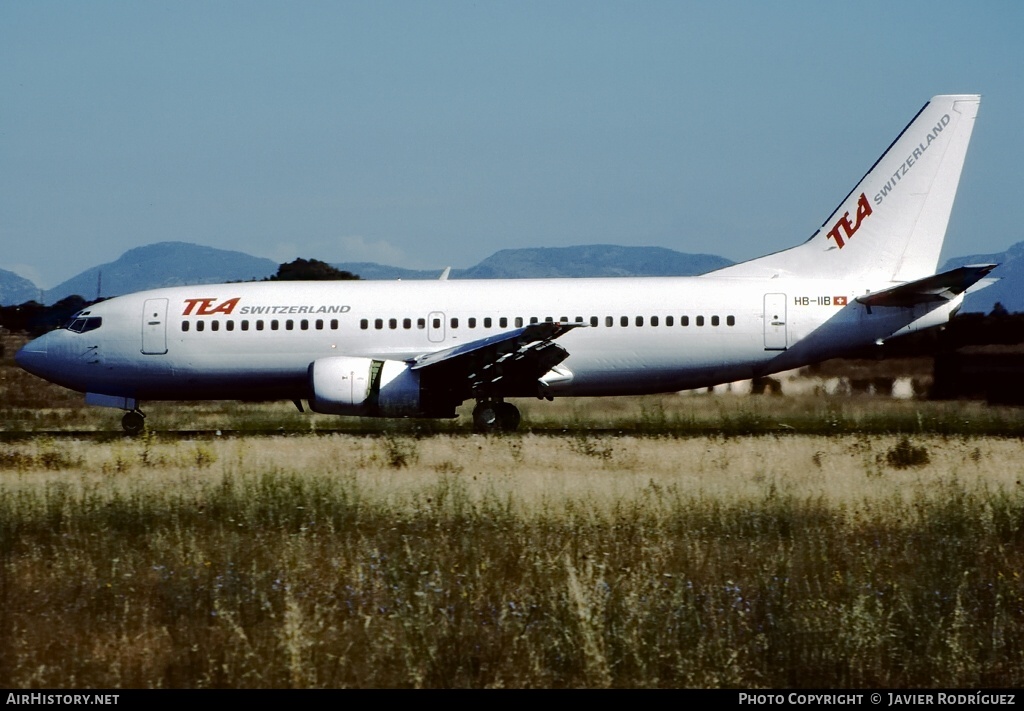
[2,0,1022,288]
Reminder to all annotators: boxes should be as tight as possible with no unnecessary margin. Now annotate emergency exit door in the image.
[427,311,445,343]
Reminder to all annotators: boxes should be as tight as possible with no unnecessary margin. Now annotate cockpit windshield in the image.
[62,316,103,333]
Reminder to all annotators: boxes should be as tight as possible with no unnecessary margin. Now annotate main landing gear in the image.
[121,409,146,435]
[472,399,521,433]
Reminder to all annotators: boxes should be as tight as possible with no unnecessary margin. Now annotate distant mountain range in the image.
[1,239,1020,312]
[335,245,731,280]
[3,242,734,305]
[40,242,278,304]
[0,267,38,305]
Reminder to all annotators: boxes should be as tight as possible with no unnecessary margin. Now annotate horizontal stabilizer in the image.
[856,264,997,308]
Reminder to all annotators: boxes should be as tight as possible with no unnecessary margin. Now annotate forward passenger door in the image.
[142,298,168,355]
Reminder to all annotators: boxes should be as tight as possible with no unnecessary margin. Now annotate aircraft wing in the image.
[856,264,998,308]
[410,321,584,399]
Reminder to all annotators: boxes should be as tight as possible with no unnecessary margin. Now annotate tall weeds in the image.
[1,434,1022,687]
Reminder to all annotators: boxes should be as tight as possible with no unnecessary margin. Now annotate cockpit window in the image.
[63,317,103,334]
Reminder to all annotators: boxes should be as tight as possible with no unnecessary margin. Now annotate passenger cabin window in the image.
[696,316,705,327]
[181,321,189,332]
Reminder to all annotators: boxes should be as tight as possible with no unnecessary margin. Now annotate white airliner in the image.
[17,94,995,434]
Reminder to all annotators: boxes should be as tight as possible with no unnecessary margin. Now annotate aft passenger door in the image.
[763,293,787,351]
[142,298,169,355]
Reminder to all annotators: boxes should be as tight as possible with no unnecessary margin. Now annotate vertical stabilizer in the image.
[708,95,980,282]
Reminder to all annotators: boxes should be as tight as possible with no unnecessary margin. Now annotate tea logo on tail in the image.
[826,193,873,249]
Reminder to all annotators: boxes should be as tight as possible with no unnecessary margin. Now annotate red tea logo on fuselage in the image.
[826,193,872,249]
[182,297,240,316]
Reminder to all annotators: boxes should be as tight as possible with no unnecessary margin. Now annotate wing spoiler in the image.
[410,321,584,370]
[856,264,998,308]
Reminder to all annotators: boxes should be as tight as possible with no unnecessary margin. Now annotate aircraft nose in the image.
[15,336,49,377]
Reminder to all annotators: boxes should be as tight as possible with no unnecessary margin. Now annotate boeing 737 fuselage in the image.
[16,95,994,433]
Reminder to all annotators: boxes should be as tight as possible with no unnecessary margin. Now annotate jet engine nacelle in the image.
[308,356,423,416]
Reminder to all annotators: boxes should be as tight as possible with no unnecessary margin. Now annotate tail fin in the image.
[709,94,980,282]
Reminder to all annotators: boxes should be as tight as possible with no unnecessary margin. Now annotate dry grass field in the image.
[1,332,1023,687]
[1,432,1023,687]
